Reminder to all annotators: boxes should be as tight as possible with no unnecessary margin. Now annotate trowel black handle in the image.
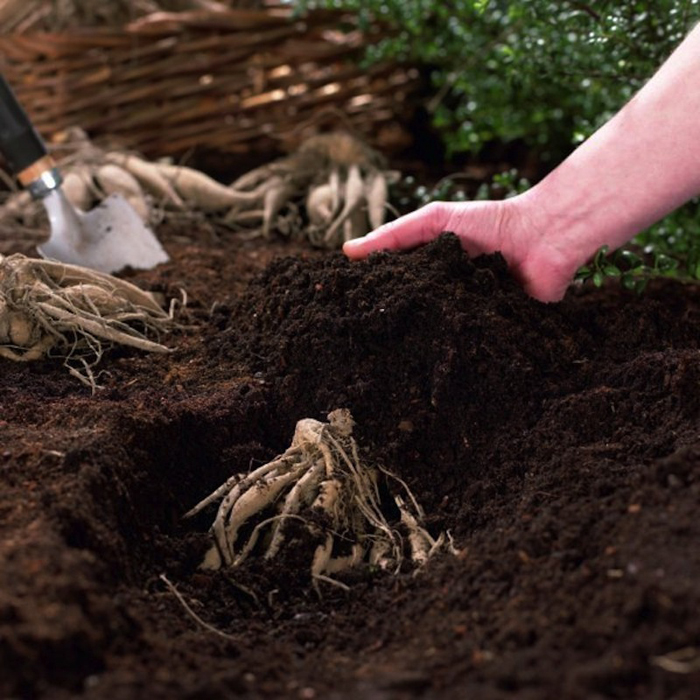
[0,74,49,177]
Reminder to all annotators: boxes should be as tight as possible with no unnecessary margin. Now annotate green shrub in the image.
[297,0,699,162]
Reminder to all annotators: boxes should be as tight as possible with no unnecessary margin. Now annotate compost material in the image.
[1,228,700,700]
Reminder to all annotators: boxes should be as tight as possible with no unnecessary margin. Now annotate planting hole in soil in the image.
[2,228,700,699]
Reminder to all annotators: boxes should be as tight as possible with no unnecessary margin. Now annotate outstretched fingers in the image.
[343,202,449,259]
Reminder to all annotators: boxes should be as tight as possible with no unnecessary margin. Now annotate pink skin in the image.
[344,23,700,303]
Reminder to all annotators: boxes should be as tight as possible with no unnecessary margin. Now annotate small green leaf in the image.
[616,249,642,268]
[655,254,679,273]
[594,245,610,265]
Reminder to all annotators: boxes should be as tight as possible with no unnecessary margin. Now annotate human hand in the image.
[343,195,578,302]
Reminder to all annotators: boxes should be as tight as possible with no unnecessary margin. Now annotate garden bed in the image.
[1,220,700,699]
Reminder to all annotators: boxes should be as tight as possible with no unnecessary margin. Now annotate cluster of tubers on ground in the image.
[186,409,453,588]
[224,132,398,246]
[0,130,396,249]
[0,253,173,387]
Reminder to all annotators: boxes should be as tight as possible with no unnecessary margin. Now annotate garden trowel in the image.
[0,75,168,273]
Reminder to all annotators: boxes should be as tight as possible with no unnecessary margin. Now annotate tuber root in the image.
[186,409,453,587]
[61,166,95,212]
[142,161,267,211]
[106,152,185,209]
[0,254,174,388]
[224,132,397,248]
[95,164,150,221]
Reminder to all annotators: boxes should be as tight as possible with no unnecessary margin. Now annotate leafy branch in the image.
[575,245,690,294]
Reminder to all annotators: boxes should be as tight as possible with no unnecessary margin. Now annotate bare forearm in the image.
[524,23,700,268]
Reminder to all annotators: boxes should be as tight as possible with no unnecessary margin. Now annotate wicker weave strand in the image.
[0,7,421,159]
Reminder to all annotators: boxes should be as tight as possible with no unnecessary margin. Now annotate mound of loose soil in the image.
[1,228,700,700]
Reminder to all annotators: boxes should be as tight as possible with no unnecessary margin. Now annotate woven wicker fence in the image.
[0,6,422,159]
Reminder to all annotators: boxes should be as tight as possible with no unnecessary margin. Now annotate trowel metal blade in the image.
[38,190,169,274]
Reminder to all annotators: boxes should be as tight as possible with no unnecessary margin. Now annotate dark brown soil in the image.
[2,222,700,700]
